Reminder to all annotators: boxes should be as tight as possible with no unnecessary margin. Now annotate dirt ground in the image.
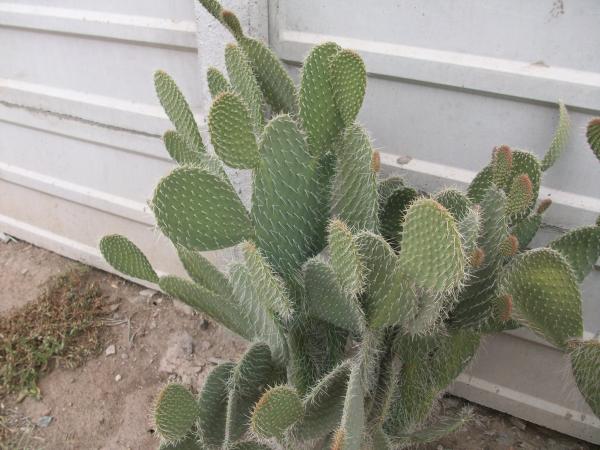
[0,240,597,450]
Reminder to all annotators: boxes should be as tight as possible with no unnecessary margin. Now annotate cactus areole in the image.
[99,1,600,448]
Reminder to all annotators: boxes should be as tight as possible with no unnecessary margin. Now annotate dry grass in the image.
[0,268,105,400]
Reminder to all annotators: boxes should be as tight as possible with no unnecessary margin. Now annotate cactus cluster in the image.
[99,1,600,448]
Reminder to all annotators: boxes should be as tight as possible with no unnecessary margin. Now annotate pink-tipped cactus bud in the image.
[536,198,552,214]
[492,145,514,189]
[493,145,513,166]
[506,173,533,216]
[498,294,513,322]
[469,247,486,268]
[371,151,381,173]
[220,10,244,38]
[500,235,519,257]
[331,428,344,450]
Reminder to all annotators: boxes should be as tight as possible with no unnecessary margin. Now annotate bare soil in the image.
[0,240,597,450]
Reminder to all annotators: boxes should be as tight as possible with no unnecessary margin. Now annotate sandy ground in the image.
[0,239,597,450]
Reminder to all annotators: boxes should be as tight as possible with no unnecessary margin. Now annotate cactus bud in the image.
[492,145,513,189]
[331,428,344,450]
[496,294,513,322]
[371,151,381,173]
[506,173,533,217]
[500,235,519,257]
[220,10,244,39]
[536,198,552,214]
[469,247,486,268]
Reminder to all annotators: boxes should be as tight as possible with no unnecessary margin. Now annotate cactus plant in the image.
[99,2,600,449]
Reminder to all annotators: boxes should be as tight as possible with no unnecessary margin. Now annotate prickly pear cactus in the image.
[99,2,600,449]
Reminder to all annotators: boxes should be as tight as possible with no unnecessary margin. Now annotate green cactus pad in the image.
[154,70,204,154]
[499,248,583,348]
[176,246,231,297]
[252,115,325,279]
[331,125,379,232]
[368,355,401,424]
[390,332,479,434]
[378,185,418,249]
[458,206,481,256]
[299,42,344,154]
[159,434,203,450]
[448,186,508,329]
[377,176,405,201]
[435,188,473,222]
[479,186,509,258]
[491,146,513,189]
[399,198,466,293]
[356,232,417,329]
[251,386,303,439]
[208,92,260,169]
[328,219,365,298]
[468,150,541,216]
[242,242,294,320]
[335,362,365,450]
[541,101,570,171]
[587,118,600,161]
[198,0,222,19]
[512,213,542,250]
[370,426,391,450]
[196,362,234,447]
[207,66,231,99]
[163,130,202,165]
[392,407,473,446]
[288,320,348,397]
[549,226,600,283]
[230,342,274,398]
[225,389,259,444]
[467,165,493,203]
[229,263,288,365]
[569,339,600,417]
[153,166,253,251]
[225,44,264,131]
[506,173,533,217]
[154,384,200,443]
[404,290,449,336]
[330,49,366,127]
[159,276,247,339]
[294,360,351,441]
[199,1,296,114]
[227,403,257,447]
[100,235,158,283]
[304,257,366,332]
[238,37,297,114]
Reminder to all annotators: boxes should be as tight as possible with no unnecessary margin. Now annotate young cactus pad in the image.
[98,1,599,448]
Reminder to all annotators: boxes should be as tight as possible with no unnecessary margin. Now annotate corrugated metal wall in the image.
[267,0,600,442]
[0,0,204,275]
[1,0,598,442]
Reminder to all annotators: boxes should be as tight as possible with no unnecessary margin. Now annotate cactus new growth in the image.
[99,2,600,448]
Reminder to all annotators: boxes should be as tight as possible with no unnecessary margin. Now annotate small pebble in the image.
[115,374,122,382]
[105,345,116,356]
[37,415,53,428]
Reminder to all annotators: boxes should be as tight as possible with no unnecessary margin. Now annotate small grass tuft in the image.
[0,268,105,399]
